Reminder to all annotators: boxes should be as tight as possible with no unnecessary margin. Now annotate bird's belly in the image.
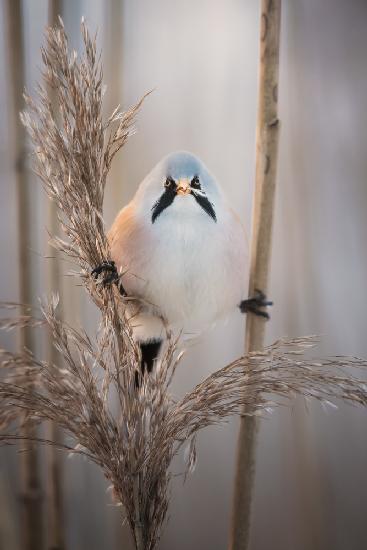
[123,221,245,334]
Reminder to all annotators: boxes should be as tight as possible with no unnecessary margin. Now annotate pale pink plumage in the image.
[108,152,248,344]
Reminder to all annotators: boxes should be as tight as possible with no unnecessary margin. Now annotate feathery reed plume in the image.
[1,19,367,550]
[45,2,66,548]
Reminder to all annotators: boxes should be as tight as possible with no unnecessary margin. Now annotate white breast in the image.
[111,195,248,337]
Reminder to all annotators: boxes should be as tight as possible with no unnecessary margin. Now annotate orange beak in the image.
[176,178,191,195]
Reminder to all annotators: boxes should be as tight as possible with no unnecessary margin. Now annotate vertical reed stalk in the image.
[229,1,282,548]
[133,474,145,550]
[103,9,132,547]
[0,474,19,549]
[45,2,65,547]
[5,1,43,549]
[105,0,124,220]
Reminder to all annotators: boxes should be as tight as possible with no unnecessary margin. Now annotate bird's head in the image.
[134,151,223,224]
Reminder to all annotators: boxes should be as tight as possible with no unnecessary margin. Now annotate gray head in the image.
[135,151,223,224]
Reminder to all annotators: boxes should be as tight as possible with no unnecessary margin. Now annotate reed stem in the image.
[45,3,65,550]
[5,1,43,548]
[229,1,282,548]
[133,474,145,550]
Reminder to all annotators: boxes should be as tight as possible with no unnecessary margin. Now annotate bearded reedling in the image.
[92,151,272,376]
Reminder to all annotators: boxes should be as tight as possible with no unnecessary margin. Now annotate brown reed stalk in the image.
[4,2,43,548]
[0,473,19,550]
[102,5,129,546]
[45,4,66,549]
[229,1,282,548]
[1,17,367,550]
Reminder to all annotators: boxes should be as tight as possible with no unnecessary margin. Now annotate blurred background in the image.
[1,0,367,549]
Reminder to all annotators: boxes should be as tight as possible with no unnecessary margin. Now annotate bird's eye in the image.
[191,176,200,189]
[164,177,175,188]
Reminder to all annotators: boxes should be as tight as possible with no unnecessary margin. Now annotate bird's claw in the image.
[91,260,120,288]
[239,289,273,319]
[92,260,118,283]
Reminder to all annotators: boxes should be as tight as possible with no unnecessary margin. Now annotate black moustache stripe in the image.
[151,187,217,223]
[151,187,176,223]
[191,192,217,222]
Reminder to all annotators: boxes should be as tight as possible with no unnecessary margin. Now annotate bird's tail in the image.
[135,339,162,387]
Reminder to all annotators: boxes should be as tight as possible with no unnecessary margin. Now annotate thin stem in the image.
[5,1,44,548]
[45,3,65,550]
[133,473,145,550]
[229,1,282,549]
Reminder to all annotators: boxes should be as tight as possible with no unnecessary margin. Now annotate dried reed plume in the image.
[1,19,367,550]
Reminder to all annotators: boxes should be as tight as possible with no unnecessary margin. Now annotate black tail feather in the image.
[135,340,162,388]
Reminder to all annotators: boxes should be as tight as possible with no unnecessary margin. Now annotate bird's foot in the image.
[239,289,273,319]
[91,260,126,295]
[91,260,119,285]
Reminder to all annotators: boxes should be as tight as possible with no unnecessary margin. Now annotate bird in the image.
[92,151,271,378]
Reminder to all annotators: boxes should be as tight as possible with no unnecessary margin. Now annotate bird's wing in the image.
[108,202,141,272]
[108,203,166,342]
[108,201,154,297]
